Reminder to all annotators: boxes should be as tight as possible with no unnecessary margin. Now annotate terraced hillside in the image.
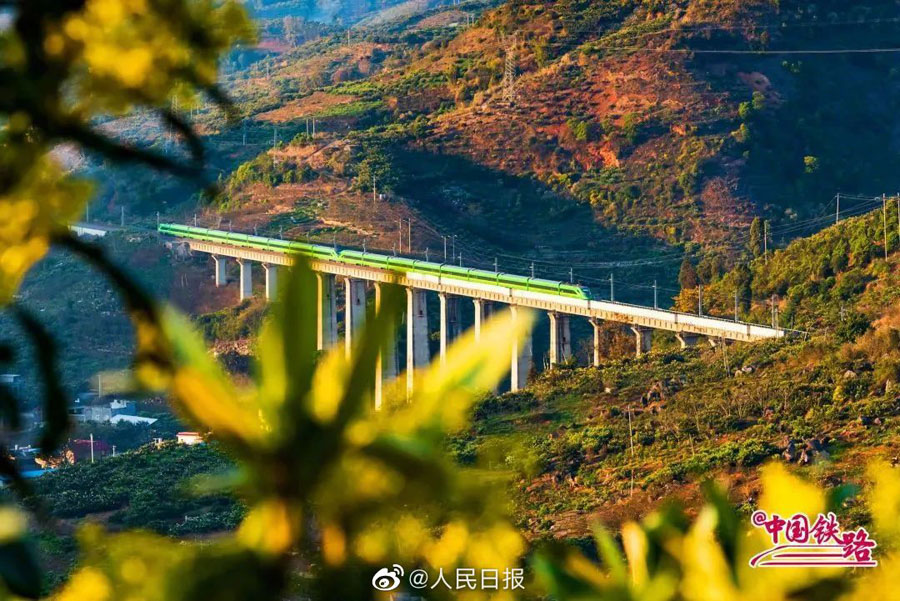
[461,205,900,538]
[135,0,900,298]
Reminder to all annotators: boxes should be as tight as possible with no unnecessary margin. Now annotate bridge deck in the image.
[181,239,795,343]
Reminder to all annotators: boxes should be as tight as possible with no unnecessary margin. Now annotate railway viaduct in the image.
[159,224,795,408]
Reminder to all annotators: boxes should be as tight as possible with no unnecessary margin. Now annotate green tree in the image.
[803,155,820,174]
[622,112,640,145]
[751,90,766,111]
[749,217,764,258]
[355,142,400,193]
[678,256,699,290]
[566,117,592,142]
[734,262,753,312]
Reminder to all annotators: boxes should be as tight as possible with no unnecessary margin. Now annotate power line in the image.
[588,45,900,55]
[596,16,900,41]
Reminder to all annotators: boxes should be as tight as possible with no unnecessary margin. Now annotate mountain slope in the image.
[463,205,900,538]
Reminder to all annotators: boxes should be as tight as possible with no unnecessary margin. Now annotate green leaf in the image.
[278,259,320,398]
[701,480,740,583]
[0,383,21,431]
[0,540,41,599]
[593,525,627,584]
[11,307,69,454]
[826,483,860,512]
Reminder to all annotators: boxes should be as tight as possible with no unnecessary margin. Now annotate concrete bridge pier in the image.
[374,282,398,410]
[510,306,533,392]
[473,299,496,391]
[548,312,572,366]
[213,255,228,287]
[237,259,253,301]
[590,318,602,367]
[406,288,429,398]
[316,273,337,351]
[676,332,700,349]
[439,293,461,365]
[630,326,652,357]
[263,264,278,301]
[472,298,492,342]
[344,278,367,359]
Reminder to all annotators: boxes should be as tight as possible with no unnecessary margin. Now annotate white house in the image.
[109,414,158,426]
[176,432,204,445]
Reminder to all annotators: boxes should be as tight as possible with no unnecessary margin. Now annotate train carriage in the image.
[158,224,593,301]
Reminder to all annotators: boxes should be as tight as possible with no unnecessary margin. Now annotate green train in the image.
[158,223,593,300]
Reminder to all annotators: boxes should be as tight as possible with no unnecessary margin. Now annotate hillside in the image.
[18,0,900,450]
[11,1,900,596]
[0,232,247,400]
[187,0,900,265]
[456,205,900,540]
[31,205,900,560]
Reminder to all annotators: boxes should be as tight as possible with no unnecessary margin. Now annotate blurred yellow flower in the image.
[57,567,111,601]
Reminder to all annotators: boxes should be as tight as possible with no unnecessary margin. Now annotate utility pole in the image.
[530,262,535,278]
[443,236,447,261]
[459,253,463,267]
[494,257,498,273]
[836,192,840,224]
[90,433,95,464]
[896,195,899,245]
[569,267,574,284]
[764,220,768,264]
[451,235,456,259]
[398,219,402,253]
[884,193,889,260]
[627,406,635,497]
[193,213,197,227]
[771,295,776,327]
[502,33,518,104]
[653,279,658,309]
[721,336,729,373]
[734,290,739,322]
[407,219,412,253]
[609,273,614,302]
